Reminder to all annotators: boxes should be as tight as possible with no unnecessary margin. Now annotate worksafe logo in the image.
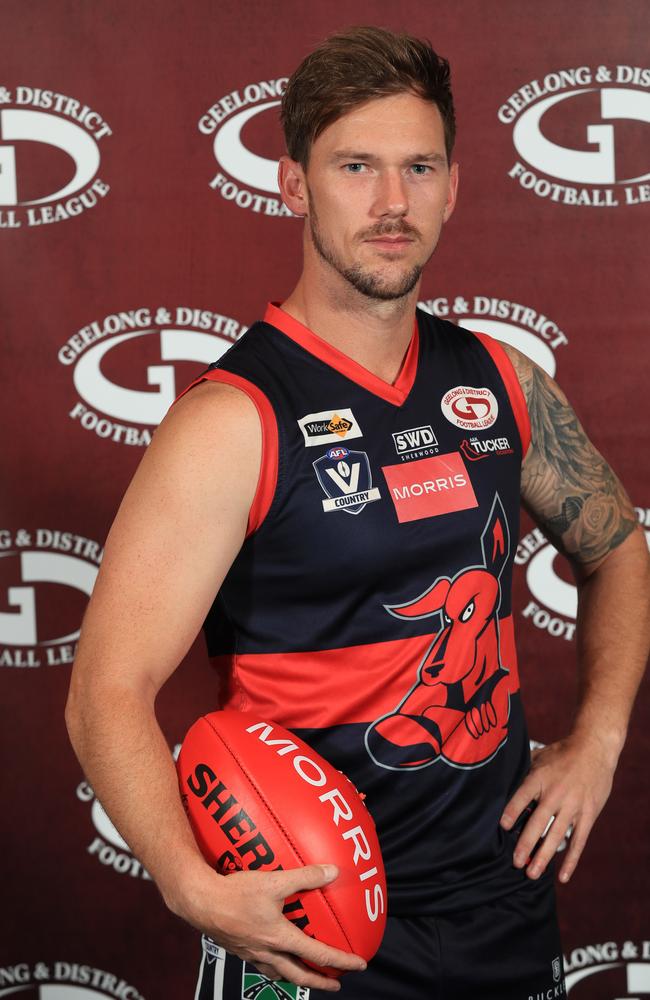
[498,64,650,208]
[515,507,650,643]
[0,85,112,228]
[58,305,247,447]
[242,964,310,1000]
[564,939,650,996]
[0,528,101,668]
[0,960,145,998]
[418,295,568,378]
[199,78,294,217]
[76,743,180,880]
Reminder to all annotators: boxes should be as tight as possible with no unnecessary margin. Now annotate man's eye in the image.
[344,163,366,173]
[411,164,430,175]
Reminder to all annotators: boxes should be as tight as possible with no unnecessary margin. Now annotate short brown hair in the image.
[281,26,456,168]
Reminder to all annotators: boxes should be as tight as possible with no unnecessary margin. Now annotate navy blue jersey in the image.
[175,302,533,915]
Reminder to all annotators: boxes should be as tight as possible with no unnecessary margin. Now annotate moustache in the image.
[359,221,421,240]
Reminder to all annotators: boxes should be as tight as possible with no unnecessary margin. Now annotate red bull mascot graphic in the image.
[366,495,512,770]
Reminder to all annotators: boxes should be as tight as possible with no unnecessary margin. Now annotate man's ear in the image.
[278,155,308,217]
[443,160,459,223]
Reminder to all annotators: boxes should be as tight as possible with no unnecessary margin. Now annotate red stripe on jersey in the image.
[470,331,532,458]
[171,370,278,536]
[264,302,419,407]
[216,616,520,729]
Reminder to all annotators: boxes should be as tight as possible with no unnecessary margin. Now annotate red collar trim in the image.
[263,302,418,406]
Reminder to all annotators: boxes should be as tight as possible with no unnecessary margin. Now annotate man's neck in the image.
[280,261,420,386]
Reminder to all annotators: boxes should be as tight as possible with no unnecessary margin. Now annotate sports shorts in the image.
[193,871,566,1000]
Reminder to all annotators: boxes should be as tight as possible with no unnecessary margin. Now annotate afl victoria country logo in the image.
[419,294,568,377]
[498,64,650,207]
[0,86,111,228]
[0,961,145,999]
[0,528,101,668]
[199,77,294,216]
[58,305,246,446]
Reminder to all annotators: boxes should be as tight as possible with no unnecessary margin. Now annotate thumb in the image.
[270,863,339,898]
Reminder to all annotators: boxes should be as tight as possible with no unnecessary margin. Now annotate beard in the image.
[308,197,426,302]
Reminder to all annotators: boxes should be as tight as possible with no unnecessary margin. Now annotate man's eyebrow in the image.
[330,149,447,165]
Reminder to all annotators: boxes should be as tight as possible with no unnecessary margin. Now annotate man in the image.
[66,26,650,1000]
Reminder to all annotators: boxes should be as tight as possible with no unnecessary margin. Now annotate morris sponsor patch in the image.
[382,453,477,523]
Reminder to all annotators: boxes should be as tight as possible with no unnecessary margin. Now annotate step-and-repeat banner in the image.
[2,1,648,997]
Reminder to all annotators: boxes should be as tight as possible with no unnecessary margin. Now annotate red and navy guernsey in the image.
[174,302,535,916]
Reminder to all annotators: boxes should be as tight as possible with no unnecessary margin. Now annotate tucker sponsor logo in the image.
[460,436,513,461]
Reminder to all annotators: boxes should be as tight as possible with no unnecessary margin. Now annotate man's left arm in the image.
[498,343,650,883]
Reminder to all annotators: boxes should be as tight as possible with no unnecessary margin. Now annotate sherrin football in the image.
[176,710,387,975]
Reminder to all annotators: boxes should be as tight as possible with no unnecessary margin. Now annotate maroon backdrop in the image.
[2,1,649,998]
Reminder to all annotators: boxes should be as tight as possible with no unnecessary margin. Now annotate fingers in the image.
[515,806,572,878]
[500,774,541,830]
[558,820,589,883]
[269,863,339,899]
[254,951,342,993]
[280,917,367,974]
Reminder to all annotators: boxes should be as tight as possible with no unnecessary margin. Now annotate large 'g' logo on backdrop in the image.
[514,88,650,185]
[498,64,650,208]
[58,305,247,447]
[0,86,112,227]
[0,528,102,669]
[199,78,294,217]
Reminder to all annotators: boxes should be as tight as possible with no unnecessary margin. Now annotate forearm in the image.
[66,680,216,912]
[570,525,650,762]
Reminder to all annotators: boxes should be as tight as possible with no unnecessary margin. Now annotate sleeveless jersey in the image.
[175,302,534,916]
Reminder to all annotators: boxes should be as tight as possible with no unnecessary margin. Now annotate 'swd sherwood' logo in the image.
[498,64,650,207]
[199,78,294,217]
[0,961,145,999]
[418,294,568,378]
[516,507,650,643]
[58,305,246,446]
[0,527,101,668]
[0,85,112,228]
[392,425,439,461]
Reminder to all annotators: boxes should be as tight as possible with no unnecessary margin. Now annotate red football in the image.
[176,710,387,975]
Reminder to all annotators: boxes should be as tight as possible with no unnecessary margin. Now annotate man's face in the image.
[300,92,458,301]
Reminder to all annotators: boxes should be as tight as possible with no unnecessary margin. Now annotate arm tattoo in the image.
[506,348,637,565]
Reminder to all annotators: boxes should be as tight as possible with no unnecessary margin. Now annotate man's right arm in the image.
[65,381,365,991]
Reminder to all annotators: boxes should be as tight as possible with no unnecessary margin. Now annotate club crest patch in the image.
[313,447,381,514]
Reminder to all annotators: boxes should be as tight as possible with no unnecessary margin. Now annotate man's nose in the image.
[372,169,408,217]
